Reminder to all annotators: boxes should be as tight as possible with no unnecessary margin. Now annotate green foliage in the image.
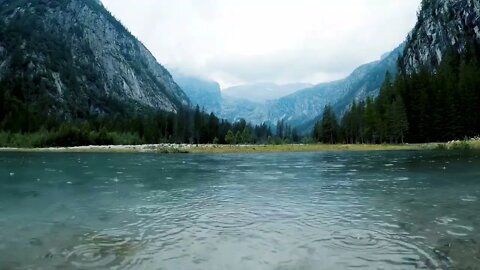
[0,128,143,148]
[400,45,480,142]
[340,101,365,144]
[435,143,448,150]
[225,130,236,145]
[275,120,300,143]
[0,103,277,147]
[447,141,472,151]
[234,131,242,145]
[434,139,480,151]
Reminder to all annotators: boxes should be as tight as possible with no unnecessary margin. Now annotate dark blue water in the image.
[0,151,479,269]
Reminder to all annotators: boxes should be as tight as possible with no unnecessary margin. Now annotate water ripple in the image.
[328,229,391,251]
[195,209,262,232]
[66,232,138,269]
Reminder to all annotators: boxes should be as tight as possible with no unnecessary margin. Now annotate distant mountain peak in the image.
[222,82,313,103]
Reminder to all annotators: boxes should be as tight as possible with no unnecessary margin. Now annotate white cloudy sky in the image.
[101,0,421,88]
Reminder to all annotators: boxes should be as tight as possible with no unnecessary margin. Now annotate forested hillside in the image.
[313,0,480,144]
[0,0,276,147]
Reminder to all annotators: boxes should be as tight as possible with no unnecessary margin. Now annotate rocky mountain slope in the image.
[0,0,189,120]
[403,0,480,73]
[266,45,403,127]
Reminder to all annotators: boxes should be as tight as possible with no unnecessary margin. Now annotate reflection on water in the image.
[0,151,479,269]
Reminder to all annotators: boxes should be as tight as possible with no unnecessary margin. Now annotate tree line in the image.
[0,94,280,147]
[313,44,480,144]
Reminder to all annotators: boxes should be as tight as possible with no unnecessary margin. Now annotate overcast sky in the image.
[101,0,421,88]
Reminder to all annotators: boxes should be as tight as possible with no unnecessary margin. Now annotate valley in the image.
[1,1,480,270]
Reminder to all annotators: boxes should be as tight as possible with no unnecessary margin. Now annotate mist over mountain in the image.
[177,45,402,129]
[223,83,312,103]
[171,72,222,112]
[173,75,305,124]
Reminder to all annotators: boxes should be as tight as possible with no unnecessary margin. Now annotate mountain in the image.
[176,46,403,127]
[172,72,222,112]
[402,0,480,74]
[331,44,405,114]
[266,45,404,129]
[335,0,480,144]
[219,97,266,123]
[170,74,267,123]
[308,0,480,137]
[0,0,189,121]
[399,0,480,142]
[223,83,312,103]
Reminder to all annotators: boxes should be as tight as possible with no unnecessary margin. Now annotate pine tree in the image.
[235,131,242,144]
[387,97,409,143]
[319,105,338,144]
[193,105,202,144]
[225,130,235,145]
[395,97,409,143]
[276,120,285,139]
[363,97,380,143]
[241,127,253,144]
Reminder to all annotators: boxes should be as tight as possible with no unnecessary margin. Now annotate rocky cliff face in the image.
[403,0,480,73]
[0,0,189,118]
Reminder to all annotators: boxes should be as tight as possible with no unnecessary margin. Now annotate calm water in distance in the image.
[0,151,479,269]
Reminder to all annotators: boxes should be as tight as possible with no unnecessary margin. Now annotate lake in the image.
[0,151,479,269]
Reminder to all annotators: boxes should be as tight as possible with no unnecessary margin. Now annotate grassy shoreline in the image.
[0,139,478,154]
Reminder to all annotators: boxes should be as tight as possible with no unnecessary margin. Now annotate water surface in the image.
[0,151,479,269]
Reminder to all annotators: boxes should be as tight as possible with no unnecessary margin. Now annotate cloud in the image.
[102,0,421,88]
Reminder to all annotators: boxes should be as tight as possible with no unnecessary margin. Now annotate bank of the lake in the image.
[0,138,479,154]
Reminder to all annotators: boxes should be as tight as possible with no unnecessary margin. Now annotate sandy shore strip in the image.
[1,138,479,153]
[0,144,194,153]
[0,143,430,154]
